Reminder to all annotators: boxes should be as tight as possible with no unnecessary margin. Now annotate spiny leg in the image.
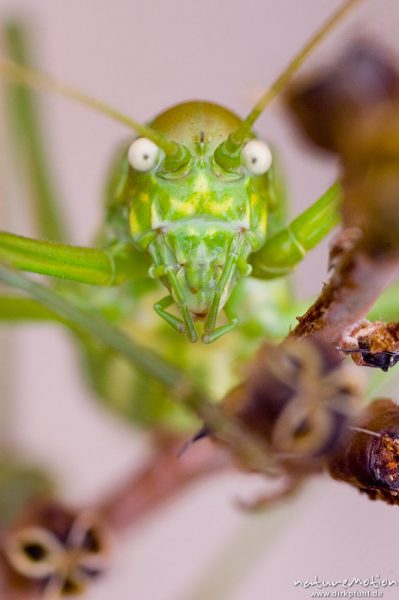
[154,295,185,335]
[204,253,238,334]
[250,182,340,279]
[151,265,198,343]
[202,241,249,343]
[202,302,239,344]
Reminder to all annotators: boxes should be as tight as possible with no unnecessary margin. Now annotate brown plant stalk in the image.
[288,40,399,356]
[98,435,231,534]
[291,231,399,345]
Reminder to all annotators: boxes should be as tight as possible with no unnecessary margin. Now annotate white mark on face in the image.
[193,173,209,193]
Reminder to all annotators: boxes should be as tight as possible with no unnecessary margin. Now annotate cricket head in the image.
[125,101,274,342]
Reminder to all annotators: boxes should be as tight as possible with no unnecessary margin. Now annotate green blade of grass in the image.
[0,295,60,321]
[3,21,67,241]
[0,262,183,387]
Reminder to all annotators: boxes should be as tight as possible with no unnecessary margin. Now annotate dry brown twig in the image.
[99,435,231,533]
[288,41,399,351]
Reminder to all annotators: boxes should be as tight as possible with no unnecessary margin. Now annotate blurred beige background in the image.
[1,1,399,599]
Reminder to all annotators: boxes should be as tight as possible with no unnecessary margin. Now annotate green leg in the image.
[202,303,238,344]
[154,295,185,335]
[204,253,238,333]
[202,240,248,343]
[0,231,147,286]
[151,265,198,343]
[250,182,341,279]
[165,267,198,343]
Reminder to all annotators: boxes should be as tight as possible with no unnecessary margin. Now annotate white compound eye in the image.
[128,138,160,172]
[241,140,272,175]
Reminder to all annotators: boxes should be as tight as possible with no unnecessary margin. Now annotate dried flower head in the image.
[341,320,399,371]
[2,503,112,597]
[328,399,399,505]
[218,337,364,472]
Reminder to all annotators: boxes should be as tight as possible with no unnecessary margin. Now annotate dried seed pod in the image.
[342,159,399,258]
[287,40,399,258]
[286,40,399,155]
[219,336,364,472]
[341,320,399,371]
[328,399,399,505]
[2,503,113,596]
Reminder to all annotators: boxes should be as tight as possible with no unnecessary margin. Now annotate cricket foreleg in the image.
[152,265,198,343]
[0,232,144,286]
[250,182,340,279]
[154,295,185,335]
[204,251,240,334]
[202,303,238,344]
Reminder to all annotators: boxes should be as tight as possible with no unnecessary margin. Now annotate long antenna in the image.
[230,0,363,146]
[0,58,178,155]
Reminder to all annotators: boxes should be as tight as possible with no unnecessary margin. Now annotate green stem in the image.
[0,295,60,322]
[0,232,137,285]
[3,22,67,242]
[0,263,183,388]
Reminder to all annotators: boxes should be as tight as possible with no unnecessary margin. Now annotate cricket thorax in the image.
[149,219,253,317]
[124,101,273,342]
